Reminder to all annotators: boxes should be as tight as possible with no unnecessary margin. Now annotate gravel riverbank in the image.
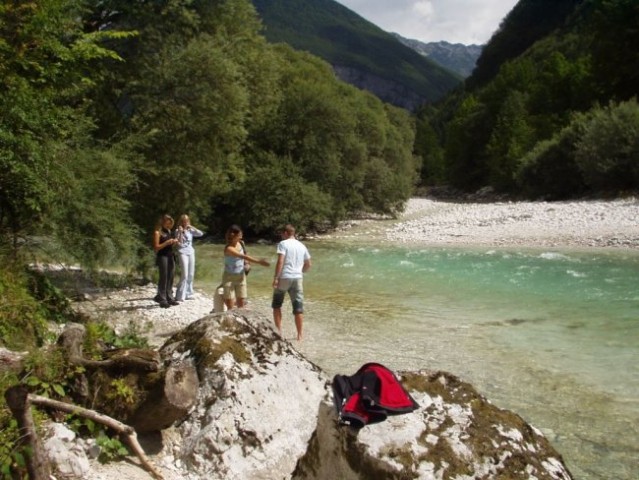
[327,197,639,249]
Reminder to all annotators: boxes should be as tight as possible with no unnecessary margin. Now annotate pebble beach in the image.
[327,197,639,249]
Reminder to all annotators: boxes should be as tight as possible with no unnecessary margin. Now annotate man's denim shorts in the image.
[272,278,304,314]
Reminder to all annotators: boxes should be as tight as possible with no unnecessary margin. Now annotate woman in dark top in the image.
[153,214,179,308]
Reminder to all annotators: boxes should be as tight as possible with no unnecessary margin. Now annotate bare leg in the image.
[224,298,235,310]
[294,313,303,341]
[237,298,246,308]
[273,308,282,336]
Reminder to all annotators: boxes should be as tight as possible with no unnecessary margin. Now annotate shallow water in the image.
[196,241,639,480]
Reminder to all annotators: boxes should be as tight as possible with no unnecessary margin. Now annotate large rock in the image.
[159,311,329,480]
[158,311,572,480]
[293,370,573,480]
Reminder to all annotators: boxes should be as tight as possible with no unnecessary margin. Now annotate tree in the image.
[574,99,639,191]
[223,153,333,235]
[443,94,492,190]
[0,0,137,265]
[485,91,535,191]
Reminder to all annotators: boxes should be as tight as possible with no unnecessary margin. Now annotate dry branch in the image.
[4,388,165,480]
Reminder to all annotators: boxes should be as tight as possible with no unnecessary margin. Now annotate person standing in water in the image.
[271,224,311,341]
[174,214,204,302]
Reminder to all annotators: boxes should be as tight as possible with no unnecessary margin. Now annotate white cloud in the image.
[413,1,434,18]
[336,0,519,45]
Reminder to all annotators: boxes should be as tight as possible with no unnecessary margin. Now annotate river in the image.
[196,237,639,480]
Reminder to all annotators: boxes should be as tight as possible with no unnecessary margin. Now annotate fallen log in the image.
[129,357,199,433]
[58,323,160,372]
[56,322,197,431]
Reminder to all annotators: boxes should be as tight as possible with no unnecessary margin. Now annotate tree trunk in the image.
[129,358,199,433]
[4,385,51,480]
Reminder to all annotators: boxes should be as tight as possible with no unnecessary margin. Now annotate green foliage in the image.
[419,0,639,197]
[587,0,639,101]
[0,0,424,286]
[96,430,129,462]
[238,44,419,229]
[469,0,585,89]
[443,94,492,190]
[26,269,75,324]
[515,99,639,198]
[574,99,639,191]
[66,413,129,462]
[415,115,446,185]
[67,413,132,464]
[515,133,585,200]
[0,265,54,350]
[22,347,71,399]
[107,378,136,405]
[84,321,149,356]
[219,153,334,234]
[485,91,536,191]
[0,371,23,478]
[0,0,139,267]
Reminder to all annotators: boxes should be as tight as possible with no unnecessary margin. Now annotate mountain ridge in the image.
[252,0,461,110]
[392,36,483,78]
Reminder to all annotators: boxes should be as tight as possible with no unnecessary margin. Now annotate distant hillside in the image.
[417,0,639,198]
[251,0,461,111]
[393,36,482,78]
[467,0,584,88]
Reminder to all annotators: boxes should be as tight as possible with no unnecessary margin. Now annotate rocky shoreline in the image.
[326,197,639,249]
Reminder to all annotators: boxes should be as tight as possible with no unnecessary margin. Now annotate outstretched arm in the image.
[225,245,269,266]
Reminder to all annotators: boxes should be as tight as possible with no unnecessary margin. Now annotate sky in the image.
[335,0,520,45]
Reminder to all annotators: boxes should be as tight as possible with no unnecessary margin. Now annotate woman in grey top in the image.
[222,224,270,310]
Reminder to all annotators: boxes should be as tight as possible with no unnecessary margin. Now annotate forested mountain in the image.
[467,0,584,89]
[251,0,461,110]
[393,37,482,79]
[416,0,639,198]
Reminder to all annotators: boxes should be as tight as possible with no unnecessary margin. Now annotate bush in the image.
[0,265,52,350]
[574,99,639,192]
[516,99,639,198]
[515,131,586,200]
[215,153,334,236]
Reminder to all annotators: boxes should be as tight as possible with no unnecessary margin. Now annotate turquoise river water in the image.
[196,239,639,480]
